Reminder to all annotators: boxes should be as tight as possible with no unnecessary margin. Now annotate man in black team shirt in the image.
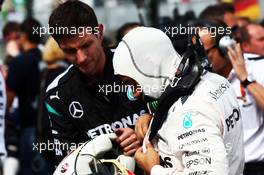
[45,0,147,166]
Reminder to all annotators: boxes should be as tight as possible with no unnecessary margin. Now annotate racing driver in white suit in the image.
[113,27,244,175]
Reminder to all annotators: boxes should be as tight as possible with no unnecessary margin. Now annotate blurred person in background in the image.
[45,1,147,172]
[37,37,69,174]
[199,2,240,42]
[1,21,21,175]
[6,18,45,175]
[116,22,142,44]
[238,24,264,59]
[237,17,251,28]
[2,21,21,76]
[0,66,7,174]
[235,23,264,175]
[199,3,238,28]
[197,20,264,175]
[165,9,196,55]
[2,21,21,42]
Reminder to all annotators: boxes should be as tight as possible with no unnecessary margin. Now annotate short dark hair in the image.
[200,5,223,21]
[190,19,230,57]
[20,18,42,44]
[190,19,229,45]
[219,3,235,14]
[49,0,98,42]
[237,17,251,23]
[199,3,235,22]
[236,26,250,43]
[116,22,142,43]
[2,21,20,38]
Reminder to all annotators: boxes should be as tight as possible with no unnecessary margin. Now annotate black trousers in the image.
[244,162,264,175]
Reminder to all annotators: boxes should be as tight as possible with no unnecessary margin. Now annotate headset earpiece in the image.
[218,35,236,57]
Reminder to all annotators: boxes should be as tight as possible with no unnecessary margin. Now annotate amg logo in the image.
[185,150,200,157]
[189,170,212,175]
[178,128,205,140]
[209,82,230,101]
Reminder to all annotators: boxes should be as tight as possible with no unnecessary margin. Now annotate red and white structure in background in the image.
[171,0,262,21]
[234,0,261,21]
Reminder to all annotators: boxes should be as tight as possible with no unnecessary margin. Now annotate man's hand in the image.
[227,43,248,81]
[135,114,152,142]
[115,128,140,156]
[135,143,160,174]
[228,43,264,113]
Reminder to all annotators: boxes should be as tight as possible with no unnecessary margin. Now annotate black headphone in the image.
[189,19,235,58]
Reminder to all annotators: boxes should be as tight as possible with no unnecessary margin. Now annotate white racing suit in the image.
[112,26,245,175]
[150,72,244,175]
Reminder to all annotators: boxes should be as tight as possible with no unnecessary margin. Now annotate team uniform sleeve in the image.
[151,107,228,175]
[44,92,82,166]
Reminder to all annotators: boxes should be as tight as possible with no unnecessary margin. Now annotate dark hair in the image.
[190,19,229,43]
[20,18,42,44]
[49,0,98,42]
[237,17,251,23]
[219,3,235,13]
[190,19,230,57]
[2,21,20,38]
[236,25,250,43]
[199,3,235,22]
[116,22,142,43]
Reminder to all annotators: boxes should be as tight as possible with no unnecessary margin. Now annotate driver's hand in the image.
[115,128,140,156]
[135,114,152,142]
[135,143,160,174]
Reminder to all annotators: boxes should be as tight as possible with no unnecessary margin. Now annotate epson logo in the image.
[178,128,205,140]
[186,158,212,168]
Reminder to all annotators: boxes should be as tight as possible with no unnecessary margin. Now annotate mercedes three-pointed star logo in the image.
[69,101,84,118]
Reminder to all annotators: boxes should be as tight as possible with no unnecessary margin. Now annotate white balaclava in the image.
[113,27,182,99]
